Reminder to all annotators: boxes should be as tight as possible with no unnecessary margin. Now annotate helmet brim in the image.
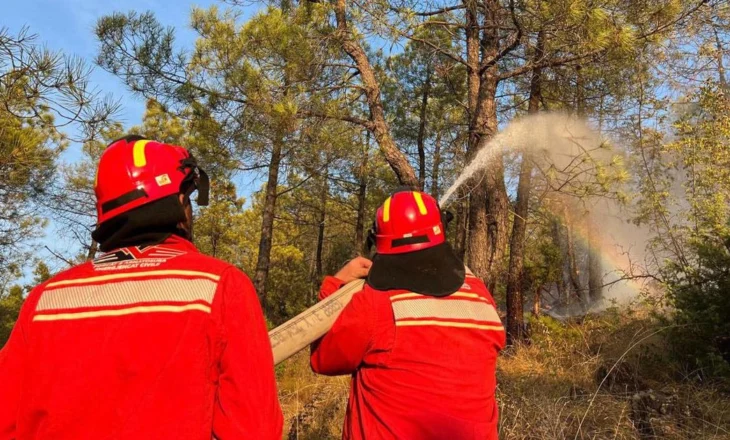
[366,242,466,297]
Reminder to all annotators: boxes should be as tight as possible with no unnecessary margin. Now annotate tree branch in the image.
[389,4,467,17]
[498,49,603,81]
[298,109,374,130]
[45,246,75,266]
[480,0,523,74]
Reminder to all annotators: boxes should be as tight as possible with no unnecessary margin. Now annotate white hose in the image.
[269,279,365,365]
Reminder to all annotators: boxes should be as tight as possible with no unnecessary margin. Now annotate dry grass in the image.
[277,352,349,439]
[278,312,730,439]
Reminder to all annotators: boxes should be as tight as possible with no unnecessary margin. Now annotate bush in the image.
[0,285,24,346]
[666,236,730,379]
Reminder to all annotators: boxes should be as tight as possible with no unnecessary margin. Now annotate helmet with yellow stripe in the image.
[372,189,446,255]
[94,135,209,225]
[367,188,464,297]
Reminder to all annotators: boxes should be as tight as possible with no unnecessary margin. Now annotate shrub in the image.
[666,236,730,379]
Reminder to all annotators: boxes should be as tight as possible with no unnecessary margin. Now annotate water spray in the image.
[438,113,650,309]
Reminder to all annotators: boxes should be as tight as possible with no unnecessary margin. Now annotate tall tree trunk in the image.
[551,216,568,304]
[465,0,480,134]
[575,65,586,116]
[714,26,728,90]
[587,218,602,303]
[465,0,509,287]
[454,189,469,260]
[334,0,418,187]
[505,158,531,342]
[354,134,369,254]
[253,138,283,310]
[430,131,442,199]
[532,288,541,317]
[483,1,510,286]
[564,209,584,306]
[576,63,603,303]
[505,30,545,343]
[86,240,98,261]
[314,165,329,295]
[464,0,491,281]
[417,66,432,190]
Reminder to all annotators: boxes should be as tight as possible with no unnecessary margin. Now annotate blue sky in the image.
[4,0,222,131]
[4,0,264,275]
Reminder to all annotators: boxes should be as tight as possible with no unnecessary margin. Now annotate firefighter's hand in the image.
[334,257,372,284]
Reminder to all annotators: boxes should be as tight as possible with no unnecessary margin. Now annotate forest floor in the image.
[276,311,730,440]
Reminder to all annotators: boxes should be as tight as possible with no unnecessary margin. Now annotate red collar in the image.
[159,235,200,253]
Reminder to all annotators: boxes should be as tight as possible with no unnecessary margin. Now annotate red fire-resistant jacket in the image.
[311,274,506,440]
[0,236,282,440]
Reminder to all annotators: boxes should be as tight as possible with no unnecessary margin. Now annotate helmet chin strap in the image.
[195,168,209,206]
[176,194,195,242]
[366,221,377,252]
[441,210,454,228]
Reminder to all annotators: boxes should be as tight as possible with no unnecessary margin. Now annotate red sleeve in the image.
[319,276,345,300]
[212,267,283,440]
[0,292,32,439]
[310,290,374,376]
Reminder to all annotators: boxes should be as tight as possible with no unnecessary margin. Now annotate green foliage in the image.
[0,286,23,346]
[528,314,586,349]
[639,84,730,378]
[0,27,80,283]
[30,261,52,285]
[0,102,58,257]
[665,235,730,378]
[1,26,118,136]
[0,261,52,347]
[667,85,730,239]
[0,24,117,276]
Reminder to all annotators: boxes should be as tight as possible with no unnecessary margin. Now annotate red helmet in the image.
[94,135,209,225]
[373,190,445,255]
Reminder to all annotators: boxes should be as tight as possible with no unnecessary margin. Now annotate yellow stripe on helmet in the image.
[133,140,151,167]
[412,192,428,215]
[383,197,392,222]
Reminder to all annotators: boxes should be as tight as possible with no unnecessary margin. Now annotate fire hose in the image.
[268,279,365,365]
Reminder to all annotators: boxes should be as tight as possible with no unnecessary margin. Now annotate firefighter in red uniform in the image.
[0,135,283,440]
[311,189,506,440]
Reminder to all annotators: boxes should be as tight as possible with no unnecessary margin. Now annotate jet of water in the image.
[439,131,511,207]
[440,113,606,207]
